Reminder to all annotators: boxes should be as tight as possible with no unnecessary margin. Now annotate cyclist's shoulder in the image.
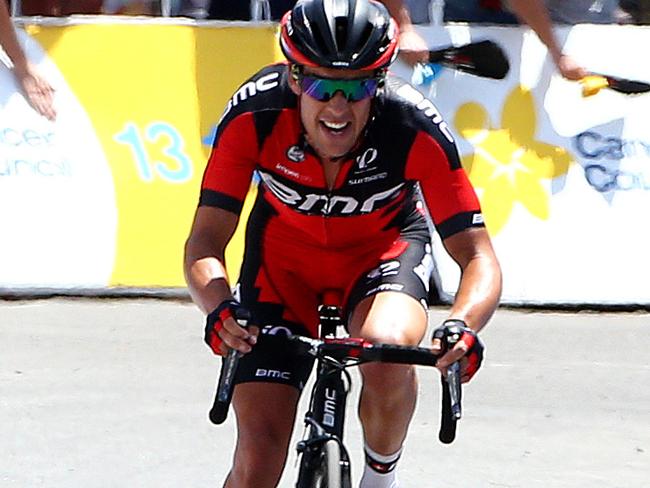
[378,74,455,144]
[219,62,296,124]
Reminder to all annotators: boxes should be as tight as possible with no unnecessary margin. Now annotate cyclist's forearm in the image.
[184,206,241,313]
[448,254,502,333]
[184,229,232,313]
[184,251,233,314]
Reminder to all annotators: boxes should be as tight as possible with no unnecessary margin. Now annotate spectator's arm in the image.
[508,0,588,80]
[1,0,29,72]
[380,0,429,65]
[0,1,56,120]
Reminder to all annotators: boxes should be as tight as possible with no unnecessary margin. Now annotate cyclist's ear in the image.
[375,68,387,89]
[288,64,302,96]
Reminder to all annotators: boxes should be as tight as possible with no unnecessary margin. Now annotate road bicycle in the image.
[208,297,462,487]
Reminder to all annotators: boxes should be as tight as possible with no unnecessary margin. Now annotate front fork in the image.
[296,362,351,485]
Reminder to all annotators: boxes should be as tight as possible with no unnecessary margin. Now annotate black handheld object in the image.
[209,348,242,424]
[428,40,510,80]
[438,373,456,444]
[436,324,464,444]
[438,362,462,444]
[208,306,250,425]
[601,74,650,94]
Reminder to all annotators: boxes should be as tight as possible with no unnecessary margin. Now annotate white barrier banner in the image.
[1,30,117,289]
[2,21,649,305]
[394,24,650,305]
[1,21,276,291]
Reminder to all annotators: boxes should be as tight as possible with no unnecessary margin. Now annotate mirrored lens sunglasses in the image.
[299,75,380,102]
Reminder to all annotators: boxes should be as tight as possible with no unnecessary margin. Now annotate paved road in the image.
[1,299,648,488]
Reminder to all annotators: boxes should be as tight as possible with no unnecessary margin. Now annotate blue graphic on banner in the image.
[574,128,650,194]
[1,126,71,177]
[115,121,193,183]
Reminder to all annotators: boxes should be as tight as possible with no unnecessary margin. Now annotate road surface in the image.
[1,299,648,487]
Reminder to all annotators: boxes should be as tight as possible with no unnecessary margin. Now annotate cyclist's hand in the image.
[431,319,484,383]
[204,300,258,356]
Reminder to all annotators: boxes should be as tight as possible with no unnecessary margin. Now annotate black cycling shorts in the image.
[231,237,433,391]
[232,332,315,391]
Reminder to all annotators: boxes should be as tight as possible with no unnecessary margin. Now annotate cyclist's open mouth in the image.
[320,120,350,134]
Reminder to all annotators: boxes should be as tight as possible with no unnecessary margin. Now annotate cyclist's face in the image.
[290,66,374,160]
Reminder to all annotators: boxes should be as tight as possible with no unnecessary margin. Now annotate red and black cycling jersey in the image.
[200,62,484,248]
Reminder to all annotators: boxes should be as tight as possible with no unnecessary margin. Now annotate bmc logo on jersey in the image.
[221,72,281,120]
[260,171,404,215]
[395,84,454,143]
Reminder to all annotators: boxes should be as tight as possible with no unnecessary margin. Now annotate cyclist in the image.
[184,0,502,486]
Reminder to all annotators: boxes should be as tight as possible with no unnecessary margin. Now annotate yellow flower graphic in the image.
[454,86,573,234]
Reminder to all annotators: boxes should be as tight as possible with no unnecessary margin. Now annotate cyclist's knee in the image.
[358,325,418,346]
[236,426,292,462]
[231,434,288,484]
[349,293,427,345]
[229,460,282,488]
[361,360,417,392]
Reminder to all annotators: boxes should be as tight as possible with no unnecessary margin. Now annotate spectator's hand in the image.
[14,62,56,121]
[397,27,429,66]
[556,54,589,82]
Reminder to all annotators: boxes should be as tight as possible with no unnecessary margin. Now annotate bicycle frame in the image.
[295,355,353,487]
[294,303,353,487]
[208,298,463,487]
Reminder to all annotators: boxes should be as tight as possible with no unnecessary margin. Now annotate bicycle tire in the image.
[314,440,342,488]
[297,439,343,488]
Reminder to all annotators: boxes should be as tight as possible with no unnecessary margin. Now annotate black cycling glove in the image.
[204,300,251,355]
[432,319,484,380]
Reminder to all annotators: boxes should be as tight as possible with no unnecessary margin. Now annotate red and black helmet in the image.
[279,0,399,71]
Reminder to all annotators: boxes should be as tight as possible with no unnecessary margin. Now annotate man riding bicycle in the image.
[184,0,502,486]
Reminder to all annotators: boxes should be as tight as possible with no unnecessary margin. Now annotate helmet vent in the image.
[359,22,374,52]
[335,17,349,54]
[310,20,330,58]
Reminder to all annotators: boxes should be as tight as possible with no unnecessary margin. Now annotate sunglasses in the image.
[298,74,381,102]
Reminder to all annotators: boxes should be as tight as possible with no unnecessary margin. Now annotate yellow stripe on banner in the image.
[26,22,278,287]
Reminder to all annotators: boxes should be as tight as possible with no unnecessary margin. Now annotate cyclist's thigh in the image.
[348,291,427,345]
[232,382,301,448]
[346,237,431,344]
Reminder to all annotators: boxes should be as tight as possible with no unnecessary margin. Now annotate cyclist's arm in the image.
[184,206,239,314]
[186,78,263,313]
[185,206,259,354]
[441,227,502,333]
[403,120,502,332]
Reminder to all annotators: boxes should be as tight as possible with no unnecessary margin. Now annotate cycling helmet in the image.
[279,0,399,71]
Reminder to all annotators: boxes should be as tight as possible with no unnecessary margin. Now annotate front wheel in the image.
[297,439,345,488]
[314,439,342,488]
